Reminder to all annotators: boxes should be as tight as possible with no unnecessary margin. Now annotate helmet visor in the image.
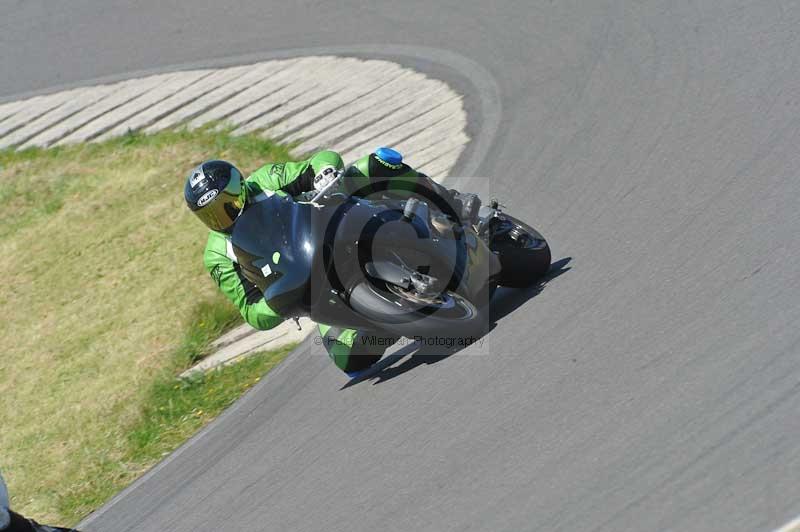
[192,169,244,232]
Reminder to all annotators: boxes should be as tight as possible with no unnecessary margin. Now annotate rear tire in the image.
[490,215,551,287]
[495,242,551,287]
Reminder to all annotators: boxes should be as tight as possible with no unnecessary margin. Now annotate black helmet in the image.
[184,160,245,232]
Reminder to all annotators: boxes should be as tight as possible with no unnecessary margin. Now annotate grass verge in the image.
[0,128,297,525]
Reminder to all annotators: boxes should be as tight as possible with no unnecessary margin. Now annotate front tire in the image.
[348,282,488,341]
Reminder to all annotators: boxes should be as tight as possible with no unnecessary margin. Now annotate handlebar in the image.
[309,176,342,204]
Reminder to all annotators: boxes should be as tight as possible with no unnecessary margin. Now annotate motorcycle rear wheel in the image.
[490,214,551,287]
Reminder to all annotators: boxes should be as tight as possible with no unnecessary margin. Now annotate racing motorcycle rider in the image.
[184,147,480,378]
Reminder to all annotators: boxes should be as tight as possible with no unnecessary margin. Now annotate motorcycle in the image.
[231,181,550,340]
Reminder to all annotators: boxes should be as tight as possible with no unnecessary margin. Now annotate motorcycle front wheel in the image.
[348,282,488,342]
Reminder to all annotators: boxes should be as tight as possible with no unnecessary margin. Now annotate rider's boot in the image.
[4,510,77,532]
[318,324,399,379]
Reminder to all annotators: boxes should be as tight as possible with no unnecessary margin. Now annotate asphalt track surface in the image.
[4,2,800,531]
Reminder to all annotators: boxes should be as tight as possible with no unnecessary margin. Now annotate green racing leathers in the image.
[203,150,431,375]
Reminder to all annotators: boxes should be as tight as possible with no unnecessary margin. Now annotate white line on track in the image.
[263,60,407,140]
[0,56,468,176]
[774,515,800,532]
[142,61,292,133]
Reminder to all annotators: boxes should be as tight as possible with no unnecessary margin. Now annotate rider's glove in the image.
[313,166,342,193]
